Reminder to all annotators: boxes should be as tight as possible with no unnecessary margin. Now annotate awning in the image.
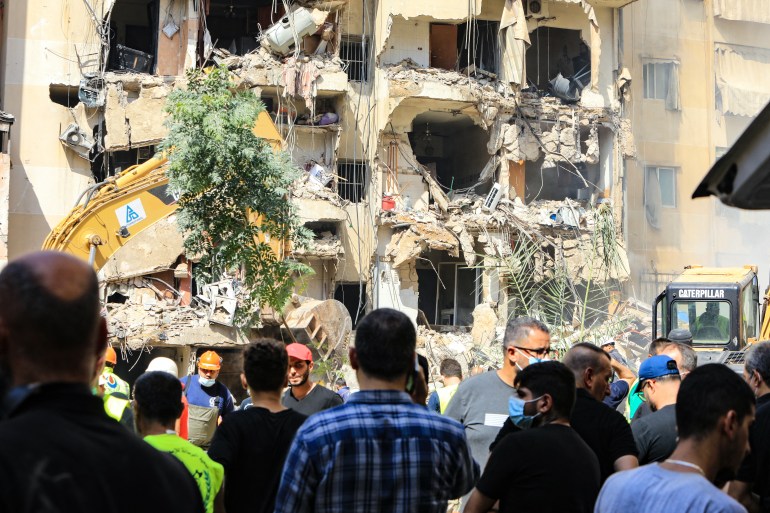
[714,0,770,25]
[715,43,770,117]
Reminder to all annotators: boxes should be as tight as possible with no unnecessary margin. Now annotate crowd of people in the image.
[0,251,768,513]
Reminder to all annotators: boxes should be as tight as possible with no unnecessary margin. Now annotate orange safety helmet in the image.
[198,350,222,371]
[105,346,117,365]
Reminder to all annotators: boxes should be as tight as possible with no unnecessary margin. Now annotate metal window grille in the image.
[340,36,368,82]
[337,161,366,202]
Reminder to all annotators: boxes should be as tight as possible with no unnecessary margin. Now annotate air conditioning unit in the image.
[263,7,326,56]
[526,0,551,18]
[483,183,502,212]
[59,123,95,160]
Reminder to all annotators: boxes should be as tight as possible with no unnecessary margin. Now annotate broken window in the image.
[334,283,367,327]
[435,263,481,327]
[645,166,677,208]
[108,0,159,73]
[108,146,156,176]
[429,24,459,70]
[457,20,500,76]
[337,160,366,202]
[207,0,285,56]
[340,35,369,82]
[525,28,589,101]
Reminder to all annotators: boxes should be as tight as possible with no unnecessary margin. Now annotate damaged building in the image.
[0,0,640,390]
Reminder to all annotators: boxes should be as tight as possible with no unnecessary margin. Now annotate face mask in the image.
[508,395,543,430]
[199,377,216,387]
[514,349,550,371]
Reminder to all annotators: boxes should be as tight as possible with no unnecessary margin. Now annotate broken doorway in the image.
[525,27,589,97]
[108,0,160,73]
[334,283,366,328]
[408,110,491,195]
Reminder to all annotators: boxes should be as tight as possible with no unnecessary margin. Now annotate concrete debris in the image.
[293,231,343,258]
[291,179,346,206]
[619,118,637,159]
[471,303,498,346]
[384,216,459,268]
[103,73,173,151]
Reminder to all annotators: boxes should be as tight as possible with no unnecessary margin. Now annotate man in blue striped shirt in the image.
[274,308,479,513]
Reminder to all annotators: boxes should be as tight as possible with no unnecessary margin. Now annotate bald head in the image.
[0,251,104,385]
[563,343,612,401]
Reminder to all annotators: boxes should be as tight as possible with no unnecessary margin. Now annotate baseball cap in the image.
[668,328,693,346]
[638,355,679,389]
[600,338,615,347]
[286,343,313,362]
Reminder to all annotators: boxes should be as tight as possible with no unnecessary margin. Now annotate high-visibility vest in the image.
[437,383,460,413]
[103,394,130,422]
[102,368,131,398]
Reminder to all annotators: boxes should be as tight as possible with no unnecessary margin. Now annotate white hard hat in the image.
[146,357,179,378]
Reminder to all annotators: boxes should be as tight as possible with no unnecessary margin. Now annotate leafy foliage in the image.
[162,66,311,326]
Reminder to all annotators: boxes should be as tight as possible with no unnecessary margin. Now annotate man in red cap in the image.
[282,343,343,416]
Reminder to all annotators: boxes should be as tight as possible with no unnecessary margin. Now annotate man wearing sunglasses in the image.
[445,317,551,473]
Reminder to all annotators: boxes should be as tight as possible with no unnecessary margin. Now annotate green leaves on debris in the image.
[162,65,311,327]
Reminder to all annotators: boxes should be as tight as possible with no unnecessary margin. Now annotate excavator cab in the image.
[653,266,760,352]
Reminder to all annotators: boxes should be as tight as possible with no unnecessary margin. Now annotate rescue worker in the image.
[146,356,188,440]
[97,367,135,432]
[101,346,130,398]
[183,350,234,449]
[135,371,225,513]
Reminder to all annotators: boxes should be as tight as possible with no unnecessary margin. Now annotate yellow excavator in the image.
[42,111,351,353]
[652,265,770,371]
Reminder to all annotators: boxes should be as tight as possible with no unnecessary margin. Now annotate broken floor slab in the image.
[103,73,173,151]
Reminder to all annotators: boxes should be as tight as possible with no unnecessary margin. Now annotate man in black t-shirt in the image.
[564,343,638,482]
[282,342,343,415]
[465,361,600,513]
[209,339,306,513]
[631,355,680,464]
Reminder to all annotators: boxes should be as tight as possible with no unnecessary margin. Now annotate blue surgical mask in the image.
[514,349,550,371]
[508,395,543,430]
[199,377,216,387]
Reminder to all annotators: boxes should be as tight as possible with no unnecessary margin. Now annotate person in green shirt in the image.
[134,371,225,513]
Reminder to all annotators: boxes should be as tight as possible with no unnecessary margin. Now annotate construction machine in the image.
[652,265,766,372]
[42,111,351,356]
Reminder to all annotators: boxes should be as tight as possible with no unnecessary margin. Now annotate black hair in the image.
[354,308,415,380]
[335,377,347,387]
[563,342,610,379]
[0,260,100,372]
[676,364,755,441]
[649,337,672,356]
[514,361,576,419]
[440,358,463,379]
[134,371,184,425]
[243,339,288,392]
[503,317,550,350]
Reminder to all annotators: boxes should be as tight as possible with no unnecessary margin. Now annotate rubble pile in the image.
[293,231,343,258]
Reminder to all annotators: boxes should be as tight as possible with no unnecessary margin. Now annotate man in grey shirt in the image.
[445,317,551,470]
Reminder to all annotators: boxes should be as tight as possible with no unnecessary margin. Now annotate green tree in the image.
[162,66,311,326]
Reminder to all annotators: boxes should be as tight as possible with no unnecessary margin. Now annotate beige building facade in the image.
[623,0,770,301]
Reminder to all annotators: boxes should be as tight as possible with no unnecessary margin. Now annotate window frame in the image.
[645,165,678,209]
[643,61,673,101]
